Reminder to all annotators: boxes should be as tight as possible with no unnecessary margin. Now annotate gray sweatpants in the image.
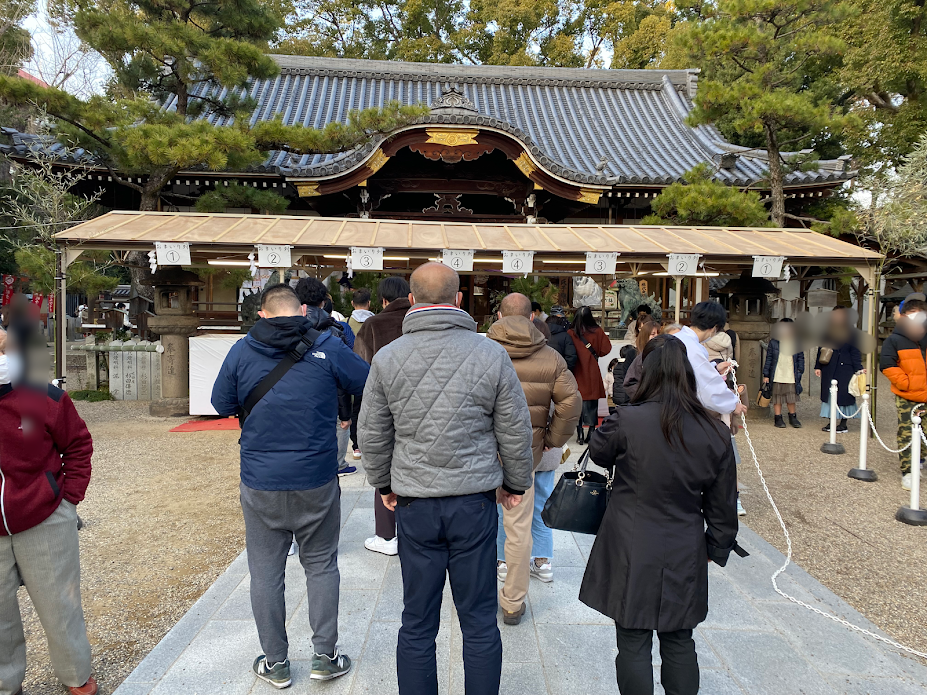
[240,478,341,662]
[0,500,92,695]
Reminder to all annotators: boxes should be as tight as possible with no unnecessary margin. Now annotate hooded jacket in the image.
[359,304,534,498]
[0,382,93,535]
[487,316,581,466]
[211,315,370,491]
[348,308,375,335]
[880,325,927,403]
[547,321,578,372]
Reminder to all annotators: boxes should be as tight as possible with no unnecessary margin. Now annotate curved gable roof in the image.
[173,55,851,188]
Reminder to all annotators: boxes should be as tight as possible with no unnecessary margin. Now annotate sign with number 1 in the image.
[155,242,191,266]
[752,256,785,279]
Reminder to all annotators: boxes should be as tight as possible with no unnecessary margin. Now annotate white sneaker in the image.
[364,535,398,556]
[497,561,507,581]
[530,558,553,583]
[736,498,746,517]
[352,449,362,460]
[902,473,913,491]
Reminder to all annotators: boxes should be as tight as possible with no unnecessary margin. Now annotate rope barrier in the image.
[863,405,913,454]
[836,404,862,419]
[730,365,927,660]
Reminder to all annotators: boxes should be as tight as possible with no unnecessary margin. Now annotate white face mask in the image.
[0,353,22,385]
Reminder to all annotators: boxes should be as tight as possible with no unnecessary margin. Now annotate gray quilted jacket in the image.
[358,304,534,498]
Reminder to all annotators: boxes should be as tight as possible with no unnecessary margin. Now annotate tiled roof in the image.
[3,56,854,188]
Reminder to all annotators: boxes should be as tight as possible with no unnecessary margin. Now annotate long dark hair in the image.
[635,316,660,354]
[571,306,599,338]
[631,334,727,451]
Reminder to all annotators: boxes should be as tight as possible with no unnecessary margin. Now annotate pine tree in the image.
[671,0,852,226]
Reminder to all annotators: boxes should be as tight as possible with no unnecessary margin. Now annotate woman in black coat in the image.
[581,334,742,695]
[815,307,864,433]
[546,314,578,371]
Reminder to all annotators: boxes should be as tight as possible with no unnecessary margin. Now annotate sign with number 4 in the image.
[257,244,292,268]
[441,249,475,272]
[752,256,785,279]
[667,253,701,276]
[350,247,385,271]
[155,242,191,266]
[585,252,619,275]
[502,250,535,275]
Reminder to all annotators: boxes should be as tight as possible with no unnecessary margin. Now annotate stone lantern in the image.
[146,268,203,416]
[716,270,780,409]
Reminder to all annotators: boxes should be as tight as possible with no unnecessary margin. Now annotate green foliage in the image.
[642,163,771,227]
[507,276,558,311]
[191,265,253,289]
[670,0,853,225]
[69,387,114,401]
[195,181,290,214]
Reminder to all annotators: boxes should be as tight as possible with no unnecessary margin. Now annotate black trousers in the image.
[615,625,699,695]
[349,394,362,450]
[395,492,501,695]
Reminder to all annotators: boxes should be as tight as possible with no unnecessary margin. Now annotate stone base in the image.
[848,468,878,482]
[895,506,927,526]
[821,442,846,455]
[150,398,190,417]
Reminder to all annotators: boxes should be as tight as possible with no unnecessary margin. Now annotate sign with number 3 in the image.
[350,247,385,271]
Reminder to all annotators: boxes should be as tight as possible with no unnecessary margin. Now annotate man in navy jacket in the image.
[211,284,369,687]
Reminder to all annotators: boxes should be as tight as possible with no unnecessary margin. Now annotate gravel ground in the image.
[18,402,245,695]
[736,370,927,658]
[16,373,927,693]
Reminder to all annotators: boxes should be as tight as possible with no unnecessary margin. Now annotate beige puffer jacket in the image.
[488,316,582,467]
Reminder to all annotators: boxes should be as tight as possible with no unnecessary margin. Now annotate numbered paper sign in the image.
[442,249,475,272]
[502,250,535,275]
[752,255,785,279]
[155,242,191,266]
[257,244,292,268]
[667,253,701,276]
[585,252,619,275]
[350,247,385,271]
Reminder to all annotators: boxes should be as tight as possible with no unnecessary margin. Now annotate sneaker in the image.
[338,465,357,477]
[736,498,746,517]
[364,535,398,556]
[287,540,297,557]
[836,422,848,433]
[530,558,554,583]
[353,449,362,460]
[497,561,508,581]
[310,650,352,681]
[253,655,292,689]
[502,602,526,625]
[903,473,913,491]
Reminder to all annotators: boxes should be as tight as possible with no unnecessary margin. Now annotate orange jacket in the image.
[880,328,927,403]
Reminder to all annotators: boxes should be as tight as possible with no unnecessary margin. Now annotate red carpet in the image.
[170,417,239,432]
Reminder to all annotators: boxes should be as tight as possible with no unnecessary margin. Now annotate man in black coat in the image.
[545,307,578,371]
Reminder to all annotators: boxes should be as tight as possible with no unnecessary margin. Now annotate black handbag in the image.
[541,448,612,535]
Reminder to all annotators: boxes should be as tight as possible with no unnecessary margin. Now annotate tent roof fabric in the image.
[55,211,882,266]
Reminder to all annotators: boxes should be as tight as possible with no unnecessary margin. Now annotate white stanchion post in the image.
[821,379,845,455]
[849,393,877,481]
[897,415,927,525]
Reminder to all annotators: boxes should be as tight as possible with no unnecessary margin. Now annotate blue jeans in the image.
[497,469,555,562]
[395,492,501,695]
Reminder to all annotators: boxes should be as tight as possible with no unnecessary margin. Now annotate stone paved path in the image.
[113,461,927,695]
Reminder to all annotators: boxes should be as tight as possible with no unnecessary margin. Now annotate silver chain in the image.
[730,368,927,660]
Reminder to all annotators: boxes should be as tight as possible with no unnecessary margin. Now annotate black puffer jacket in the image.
[612,345,637,405]
[547,321,578,372]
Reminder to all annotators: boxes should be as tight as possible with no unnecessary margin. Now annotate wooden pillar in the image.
[674,276,682,323]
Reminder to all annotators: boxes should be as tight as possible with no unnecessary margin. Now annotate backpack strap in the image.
[239,328,321,427]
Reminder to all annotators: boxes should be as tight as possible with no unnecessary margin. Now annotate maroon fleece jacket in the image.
[0,383,93,535]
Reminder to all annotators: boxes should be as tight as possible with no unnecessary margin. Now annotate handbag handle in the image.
[572,447,613,490]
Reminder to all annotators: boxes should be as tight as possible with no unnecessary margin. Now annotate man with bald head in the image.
[359,262,533,695]
[488,293,580,623]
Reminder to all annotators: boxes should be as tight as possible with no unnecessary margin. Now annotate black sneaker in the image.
[835,422,848,433]
[311,650,352,680]
[253,655,292,689]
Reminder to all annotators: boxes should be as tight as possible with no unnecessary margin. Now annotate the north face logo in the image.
[312,351,326,359]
